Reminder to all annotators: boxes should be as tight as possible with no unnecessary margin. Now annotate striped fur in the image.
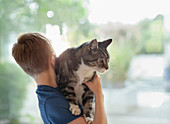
[55,39,112,123]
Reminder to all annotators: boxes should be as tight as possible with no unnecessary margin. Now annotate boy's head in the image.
[12,32,55,77]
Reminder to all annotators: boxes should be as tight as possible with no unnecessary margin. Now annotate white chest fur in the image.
[74,60,95,105]
[75,60,95,85]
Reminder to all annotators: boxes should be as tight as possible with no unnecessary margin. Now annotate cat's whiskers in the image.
[108,65,114,70]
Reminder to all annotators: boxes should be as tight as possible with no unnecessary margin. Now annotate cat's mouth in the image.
[98,68,107,73]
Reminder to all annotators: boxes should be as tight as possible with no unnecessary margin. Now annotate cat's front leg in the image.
[82,84,94,124]
[69,103,81,115]
[60,85,81,115]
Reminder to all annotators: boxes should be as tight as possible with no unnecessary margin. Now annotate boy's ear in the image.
[51,53,56,67]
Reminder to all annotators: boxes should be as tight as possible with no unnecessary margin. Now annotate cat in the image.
[55,39,112,123]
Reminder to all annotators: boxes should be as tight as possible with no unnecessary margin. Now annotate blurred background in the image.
[0,0,170,124]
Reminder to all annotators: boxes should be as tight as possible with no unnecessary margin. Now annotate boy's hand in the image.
[84,74,103,96]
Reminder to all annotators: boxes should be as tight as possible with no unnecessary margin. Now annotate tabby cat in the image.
[55,39,112,123]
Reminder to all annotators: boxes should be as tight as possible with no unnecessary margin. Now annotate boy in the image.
[12,32,107,124]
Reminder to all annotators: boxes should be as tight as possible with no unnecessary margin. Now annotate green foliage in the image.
[0,0,32,61]
[95,23,138,84]
[96,15,165,84]
[67,20,97,46]
[0,63,30,120]
[9,118,21,124]
[110,43,134,83]
[101,41,135,84]
[138,15,164,54]
[0,0,88,61]
[33,0,87,32]
[25,114,36,124]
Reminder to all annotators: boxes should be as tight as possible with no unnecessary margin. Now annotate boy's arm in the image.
[69,117,87,124]
[85,74,107,124]
[69,74,107,124]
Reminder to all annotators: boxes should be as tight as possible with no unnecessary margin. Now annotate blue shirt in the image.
[36,85,83,124]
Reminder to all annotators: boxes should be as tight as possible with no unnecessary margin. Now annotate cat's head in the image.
[82,39,112,73]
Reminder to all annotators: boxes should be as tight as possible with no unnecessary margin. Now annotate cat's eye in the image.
[100,59,104,63]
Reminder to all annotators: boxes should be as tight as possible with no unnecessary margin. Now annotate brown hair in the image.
[12,32,55,77]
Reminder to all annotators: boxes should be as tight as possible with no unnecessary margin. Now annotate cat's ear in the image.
[101,39,112,48]
[89,39,98,50]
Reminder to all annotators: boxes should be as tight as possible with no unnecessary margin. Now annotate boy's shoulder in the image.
[36,85,67,104]
[36,85,83,124]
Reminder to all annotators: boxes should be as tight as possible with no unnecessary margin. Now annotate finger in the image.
[94,74,98,79]
[95,74,100,80]
[84,81,90,86]
[96,74,100,78]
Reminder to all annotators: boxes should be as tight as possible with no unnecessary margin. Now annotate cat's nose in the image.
[105,65,109,70]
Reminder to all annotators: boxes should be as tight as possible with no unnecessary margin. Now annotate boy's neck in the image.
[34,68,58,88]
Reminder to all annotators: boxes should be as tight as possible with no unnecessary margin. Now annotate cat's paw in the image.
[69,103,81,115]
[84,117,93,124]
